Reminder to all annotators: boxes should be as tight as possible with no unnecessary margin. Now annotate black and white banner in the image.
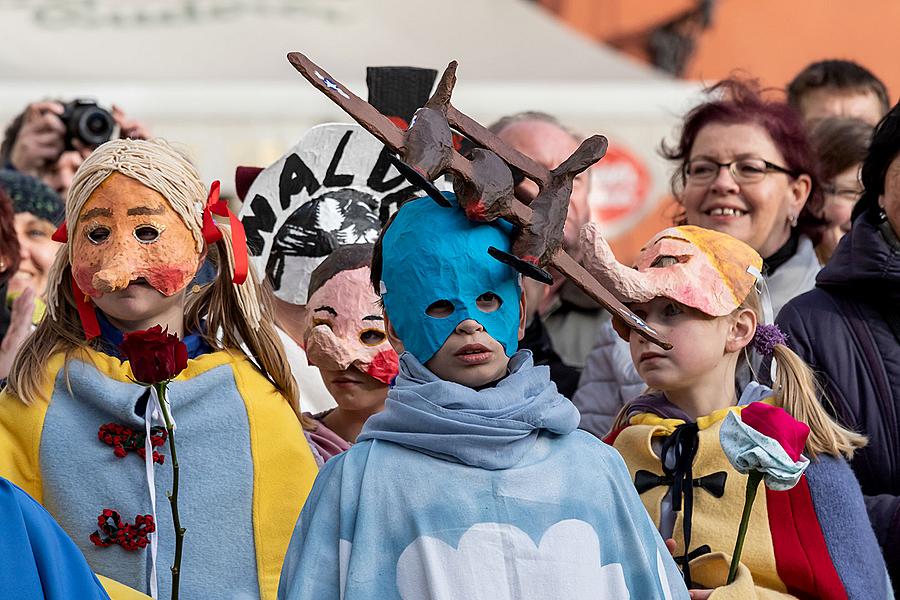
[238,123,419,305]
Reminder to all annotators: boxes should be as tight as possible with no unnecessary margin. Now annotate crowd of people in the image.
[0,57,896,599]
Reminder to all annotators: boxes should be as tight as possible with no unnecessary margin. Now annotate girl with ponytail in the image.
[581,223,890,598]
[0,139,318,599]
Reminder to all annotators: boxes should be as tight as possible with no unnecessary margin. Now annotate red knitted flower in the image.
[90,510,155,552]
[740,401,810,462]
[98,423,167,464]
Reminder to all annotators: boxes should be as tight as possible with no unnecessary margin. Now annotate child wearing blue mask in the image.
[278,194,688,600]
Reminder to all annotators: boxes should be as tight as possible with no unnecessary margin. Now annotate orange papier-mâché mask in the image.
[71,172,202,298]
[581,224,763,339]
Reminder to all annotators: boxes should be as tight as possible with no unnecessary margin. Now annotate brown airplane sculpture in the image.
[287,51,670,349]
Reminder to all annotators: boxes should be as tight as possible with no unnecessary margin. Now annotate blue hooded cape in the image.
[279,351,688,599]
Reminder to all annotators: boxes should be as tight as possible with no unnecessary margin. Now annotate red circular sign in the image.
[588,143,651,236]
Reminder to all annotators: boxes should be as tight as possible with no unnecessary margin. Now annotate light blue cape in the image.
[279,351,688,599]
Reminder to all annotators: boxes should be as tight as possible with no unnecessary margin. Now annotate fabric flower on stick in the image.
[120,325,189,600]
[719,402,810,585]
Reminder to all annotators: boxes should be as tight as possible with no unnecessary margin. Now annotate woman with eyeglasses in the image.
[807,117,872,263]
[663,80,825,315]
[573,80,827,439]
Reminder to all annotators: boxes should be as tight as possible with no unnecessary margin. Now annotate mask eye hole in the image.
[86,226,111,245]
[650,255,680,268]
[134,225,164,244]
[425,299,454,319]
[475,292,502,313]
[360,328,386,346]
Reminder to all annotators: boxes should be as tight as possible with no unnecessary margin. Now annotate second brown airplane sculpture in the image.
[287,51,670,349]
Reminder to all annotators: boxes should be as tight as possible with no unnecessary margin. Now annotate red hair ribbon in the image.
[201,180,249,285]
[71,275,100,340]
[50,221,98,339]
[52,222,68,243]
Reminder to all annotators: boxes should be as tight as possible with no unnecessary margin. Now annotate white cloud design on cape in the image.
[395,519,632,600]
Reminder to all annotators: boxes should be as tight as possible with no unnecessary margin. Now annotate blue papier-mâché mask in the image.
[380,193,521,364]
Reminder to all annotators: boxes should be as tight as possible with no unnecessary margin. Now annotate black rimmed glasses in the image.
[822,183,864,203]
[683,158,798,185]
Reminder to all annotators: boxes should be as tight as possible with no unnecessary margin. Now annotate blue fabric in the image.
[777,215,900,589]
[804,455,895,599]
[279,351,688,599]
[39,356,259,598]
[379,193,521,363]
[0,477,110,599]
[359,350,580,470]
[96,310,212,360]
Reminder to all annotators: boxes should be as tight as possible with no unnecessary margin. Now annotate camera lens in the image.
[85,113,108,135]
[76,107,114,146]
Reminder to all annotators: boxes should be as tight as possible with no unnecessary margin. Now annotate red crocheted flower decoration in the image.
[89,509,155,552]
[98,423,167,464]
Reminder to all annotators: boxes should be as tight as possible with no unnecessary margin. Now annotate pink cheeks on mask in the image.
[303,267,399,385]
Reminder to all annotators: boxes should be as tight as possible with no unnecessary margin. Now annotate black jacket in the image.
[777,213,900,586]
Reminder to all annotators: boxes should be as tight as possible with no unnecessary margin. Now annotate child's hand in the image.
[664,537,677,556]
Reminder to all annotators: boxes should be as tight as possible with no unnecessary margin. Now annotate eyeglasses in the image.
[822,184,863,203]
[683,158,798,185]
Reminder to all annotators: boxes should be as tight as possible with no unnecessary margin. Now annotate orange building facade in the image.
[539,0,900,95]
[539,0,898,261]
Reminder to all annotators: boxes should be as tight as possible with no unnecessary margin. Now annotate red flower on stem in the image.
[119,325,188,385]
[119,325,189,600]
[720,403,812,585]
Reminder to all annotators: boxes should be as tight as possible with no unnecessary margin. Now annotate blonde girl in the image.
[582,223,890,599]
[0,139,318,599]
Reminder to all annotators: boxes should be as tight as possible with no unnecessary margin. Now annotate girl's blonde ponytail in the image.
[739,286,866,459]
[770,343,866,459]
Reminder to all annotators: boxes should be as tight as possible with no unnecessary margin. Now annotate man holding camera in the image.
[1,100,150,200]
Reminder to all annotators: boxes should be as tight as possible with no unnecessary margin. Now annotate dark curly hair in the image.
[661,79,826,245]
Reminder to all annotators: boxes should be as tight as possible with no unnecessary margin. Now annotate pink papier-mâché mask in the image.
[303,266,399,385]
[71,173,202,298]
[581,224,762,325]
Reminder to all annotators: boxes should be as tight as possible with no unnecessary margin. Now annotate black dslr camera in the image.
[60,99,115,151]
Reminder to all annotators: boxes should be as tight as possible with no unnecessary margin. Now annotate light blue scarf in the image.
[358,350,580,470]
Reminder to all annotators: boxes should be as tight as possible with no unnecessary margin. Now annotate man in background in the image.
[490,112,604,397]
[787,59,890,126]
